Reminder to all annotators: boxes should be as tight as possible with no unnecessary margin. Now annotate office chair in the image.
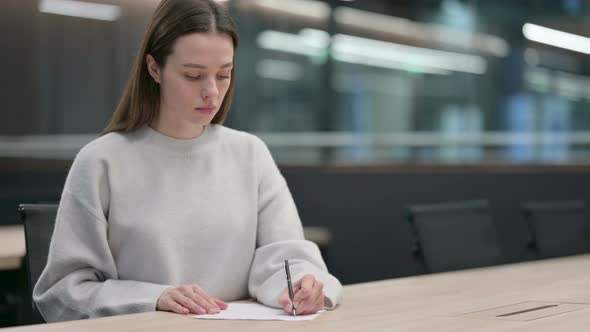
[523,200,590,259]
[18,203,59,324]
[407,199,505,273]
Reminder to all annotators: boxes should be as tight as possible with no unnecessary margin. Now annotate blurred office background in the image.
[2,0,590,327]
[2,0,590,164]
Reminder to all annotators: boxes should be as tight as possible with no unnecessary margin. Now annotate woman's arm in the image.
[247,137,343,310]
[33,147,170,322]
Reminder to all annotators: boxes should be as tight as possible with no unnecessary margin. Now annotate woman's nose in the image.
[201,77,219,100]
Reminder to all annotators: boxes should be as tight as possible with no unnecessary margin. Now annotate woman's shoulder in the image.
[75,131,133,162]
[213,125,266,148]
[212,125,275,166]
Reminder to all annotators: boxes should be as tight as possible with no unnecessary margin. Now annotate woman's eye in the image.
[185,75,201,80]
[217,75,231,80]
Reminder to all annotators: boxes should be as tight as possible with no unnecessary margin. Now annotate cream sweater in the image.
[33,125,342,322]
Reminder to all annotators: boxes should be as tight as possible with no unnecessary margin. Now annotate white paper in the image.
[193,302,324,321]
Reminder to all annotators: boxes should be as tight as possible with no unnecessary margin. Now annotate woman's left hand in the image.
[279,274,324,315]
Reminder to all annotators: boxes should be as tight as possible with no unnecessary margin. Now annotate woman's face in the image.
[150,32,234,128]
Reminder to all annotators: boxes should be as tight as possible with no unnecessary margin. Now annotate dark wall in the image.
[1,159,589,284]
[284,166,590,284]
[1,0,38,135]
[0,1,157,135]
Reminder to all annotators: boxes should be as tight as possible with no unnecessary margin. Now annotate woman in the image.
[33,0,342,322]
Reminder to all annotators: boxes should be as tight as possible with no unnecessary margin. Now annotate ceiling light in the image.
[523,23,590,55]
[335,7,508,57]
[257,29,486,74]
[253,0,329,22]
[39,0,122,21]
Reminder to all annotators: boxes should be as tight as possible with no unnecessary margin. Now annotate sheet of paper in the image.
[193,302,324,321]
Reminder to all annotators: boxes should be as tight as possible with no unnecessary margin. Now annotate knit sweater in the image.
[33,124,342,322]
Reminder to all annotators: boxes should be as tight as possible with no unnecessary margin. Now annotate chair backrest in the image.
[523,200,590,259]
[18,203,59,324]
[407,199,505,273]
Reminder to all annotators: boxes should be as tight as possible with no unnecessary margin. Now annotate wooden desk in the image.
[0,225,25,270]
[4,254,590,331]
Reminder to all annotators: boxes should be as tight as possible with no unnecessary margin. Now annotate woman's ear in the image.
[146,54,161,84]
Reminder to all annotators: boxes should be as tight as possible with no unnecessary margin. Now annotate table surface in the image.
[0,225,25,270]
[4,254,590,332]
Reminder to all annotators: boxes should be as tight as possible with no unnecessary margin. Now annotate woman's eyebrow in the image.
[182,62,233,69]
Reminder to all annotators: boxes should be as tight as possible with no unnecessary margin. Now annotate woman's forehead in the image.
[170,32,234,66]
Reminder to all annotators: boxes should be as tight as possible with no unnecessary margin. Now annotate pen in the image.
[284,259,296,316]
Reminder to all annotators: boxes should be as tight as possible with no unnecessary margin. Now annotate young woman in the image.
[33,0,341,322]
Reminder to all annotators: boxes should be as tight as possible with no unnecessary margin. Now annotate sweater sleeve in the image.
[33,147,171,322]
[247,137,342,309]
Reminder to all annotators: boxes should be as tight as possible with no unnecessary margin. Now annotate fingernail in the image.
[209,307,220,314]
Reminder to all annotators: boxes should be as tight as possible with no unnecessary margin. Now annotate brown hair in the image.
[102,0,238,135]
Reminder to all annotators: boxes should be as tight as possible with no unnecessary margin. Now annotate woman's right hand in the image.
[156,285,228,315]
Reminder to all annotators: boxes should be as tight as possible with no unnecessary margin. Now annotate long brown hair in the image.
[102,0,239,135]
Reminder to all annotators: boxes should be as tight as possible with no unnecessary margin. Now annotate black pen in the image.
[284,259,296,316]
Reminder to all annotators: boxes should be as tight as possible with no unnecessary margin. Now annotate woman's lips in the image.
[195,107,216,114]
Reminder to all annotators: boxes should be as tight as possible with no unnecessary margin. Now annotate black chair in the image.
[523,200,590,259]
[407,200,505,273]
[18,203,59,324]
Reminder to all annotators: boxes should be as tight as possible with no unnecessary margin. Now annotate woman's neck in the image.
[150,116,205,139]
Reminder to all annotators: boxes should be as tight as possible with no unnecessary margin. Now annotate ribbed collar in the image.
[133,125,214,155]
